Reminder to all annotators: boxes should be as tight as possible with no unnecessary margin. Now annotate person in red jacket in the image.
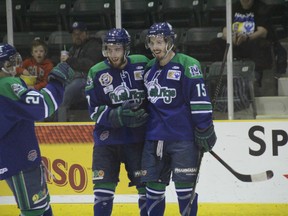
[16,39,54,90]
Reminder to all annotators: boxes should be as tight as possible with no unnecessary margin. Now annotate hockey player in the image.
[85,28,149,216]
[0,43,74,216]
[142,22,217,216]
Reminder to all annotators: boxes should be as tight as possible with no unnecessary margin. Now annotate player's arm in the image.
[183,60,216,152]
[85,68,147,128]
[15,62,74,120]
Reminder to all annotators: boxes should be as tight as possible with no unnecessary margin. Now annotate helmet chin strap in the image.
[2,66,16,76]
[154,43,174,63]
[118,56,127,69]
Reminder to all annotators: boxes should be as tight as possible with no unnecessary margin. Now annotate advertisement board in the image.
[1,120,288,204]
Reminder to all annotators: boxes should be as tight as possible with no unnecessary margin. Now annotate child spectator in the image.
[16,39,53,90]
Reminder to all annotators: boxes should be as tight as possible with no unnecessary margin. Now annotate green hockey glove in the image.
[195,124,217,152]
[109,102,148,128]
[48,62,74,85]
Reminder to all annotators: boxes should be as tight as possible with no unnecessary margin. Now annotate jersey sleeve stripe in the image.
[91,105,108,123]
[190,101,213,114]
[41,88,58,117]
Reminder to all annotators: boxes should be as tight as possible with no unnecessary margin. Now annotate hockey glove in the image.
[48,62,74,85]
[195,124,217,152]
[109,102,148,128]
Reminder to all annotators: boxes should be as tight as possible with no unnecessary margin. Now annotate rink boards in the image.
[0,120,288,215]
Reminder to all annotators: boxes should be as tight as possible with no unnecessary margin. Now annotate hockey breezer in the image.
[210,150,274,182]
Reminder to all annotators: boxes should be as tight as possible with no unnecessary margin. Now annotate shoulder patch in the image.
[189,64,201,77]
[167,70,181,81]
[134,70,143,80]
[11,83,25,97]
[99,72,113,87]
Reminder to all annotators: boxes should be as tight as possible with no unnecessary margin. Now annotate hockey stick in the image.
[185,151,204,216]
[208,43,273,182]
[211,43,230,110]
[186,44,231,216]
[210,150,274,182]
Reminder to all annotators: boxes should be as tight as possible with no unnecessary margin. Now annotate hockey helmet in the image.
[0,43,22,76]
[103,28,131,57]
[145,22,176,50]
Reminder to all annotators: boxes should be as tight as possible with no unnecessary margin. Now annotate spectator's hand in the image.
[195,124,217,152]
[22,69,30,76]
[48,62,74,85]
[232,33,237,45]
[236,34,248,46]
[60,50,69,62]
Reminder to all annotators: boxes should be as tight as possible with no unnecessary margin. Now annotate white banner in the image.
[1,120,287,204]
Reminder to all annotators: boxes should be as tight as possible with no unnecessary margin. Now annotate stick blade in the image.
[250,170,274,182]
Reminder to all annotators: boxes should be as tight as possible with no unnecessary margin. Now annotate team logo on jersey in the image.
[27,150,38,161]
[100,130,109,141]
[11,83,25,97]
[134,70,143,80]
[32,188,47,204]
[189,65,201,77]
[99,73,113,86]
[167,70,181,81]
[145,79,176,104]
[93,170,105,180]
[134,170,147,177]
[109,83,145,104]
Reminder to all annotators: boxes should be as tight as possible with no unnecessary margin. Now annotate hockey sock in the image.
[146,182,166,216]
[175,182,198,216]
[93,182,116,216]
[20,206,52,216]
[137,186,148,216]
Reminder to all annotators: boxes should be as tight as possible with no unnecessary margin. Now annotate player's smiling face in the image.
[148,36,167,60]
[106,44,126,69]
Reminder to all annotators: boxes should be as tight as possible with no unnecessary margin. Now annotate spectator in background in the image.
[209,0,283,88]
[16,39,53,90]
[58,21,103,122]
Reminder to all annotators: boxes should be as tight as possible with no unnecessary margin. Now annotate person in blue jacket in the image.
[85,28,149,216]
[0,43,74,216]
[142,22,217,216]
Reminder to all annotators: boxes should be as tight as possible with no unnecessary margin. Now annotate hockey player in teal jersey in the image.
[142,22,217,216]
[0,43,74,216]
[85,28,149,216]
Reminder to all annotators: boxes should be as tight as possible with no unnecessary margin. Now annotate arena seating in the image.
[121,0,159,29]
[25,0,70,32]
[178,27,223,62]
[1,0,287,121]
[206,60,257,118]
[69,0,114,30]
[261,0,288,40]
[158,0,203,28]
